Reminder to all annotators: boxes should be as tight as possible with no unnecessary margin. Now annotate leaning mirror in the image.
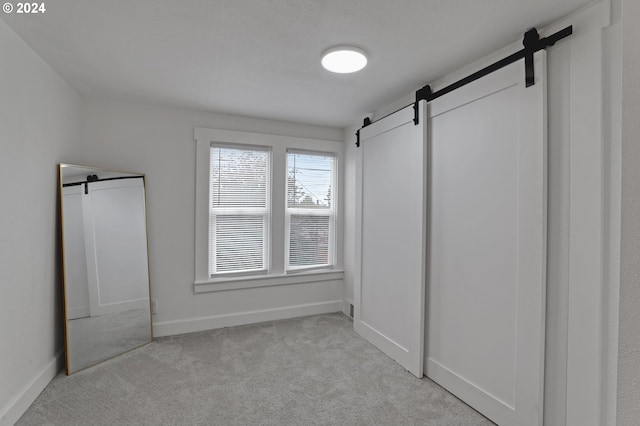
[58,164,153,374]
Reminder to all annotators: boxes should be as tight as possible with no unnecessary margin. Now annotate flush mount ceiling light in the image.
[321,46,368,74]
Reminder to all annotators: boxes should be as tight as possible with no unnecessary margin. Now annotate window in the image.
[286,151,336,271]
[194,127,343,292]
[209,145,270,275]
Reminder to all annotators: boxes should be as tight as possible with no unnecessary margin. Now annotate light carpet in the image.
[17,313,493,425]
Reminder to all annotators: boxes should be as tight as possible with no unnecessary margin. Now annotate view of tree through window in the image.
[286,152,335,269]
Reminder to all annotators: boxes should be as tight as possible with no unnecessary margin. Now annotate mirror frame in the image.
[58,163,154,375]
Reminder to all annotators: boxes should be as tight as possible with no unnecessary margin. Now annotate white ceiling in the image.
[2,0,592,128]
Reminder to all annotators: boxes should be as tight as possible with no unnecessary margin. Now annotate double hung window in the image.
[196,127,342,289]
[285,151,336,271]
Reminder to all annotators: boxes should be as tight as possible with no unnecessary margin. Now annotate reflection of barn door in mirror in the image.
[83,178,150,317]
[62,185,90,320]
[354,102,427,378]
[60,164,153,374]
[426,53,547,425]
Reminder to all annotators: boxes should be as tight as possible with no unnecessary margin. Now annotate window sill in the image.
[193,269,344,294]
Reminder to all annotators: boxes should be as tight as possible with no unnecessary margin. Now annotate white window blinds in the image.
[209,145,270,275]
[286,151,336,271]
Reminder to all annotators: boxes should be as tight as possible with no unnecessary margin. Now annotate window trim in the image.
[193,127,344,292]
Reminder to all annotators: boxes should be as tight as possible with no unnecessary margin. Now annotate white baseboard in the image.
[342,298,354,318]
[93,298,149,317]
[0,350,64,426]
[153,300,343,337]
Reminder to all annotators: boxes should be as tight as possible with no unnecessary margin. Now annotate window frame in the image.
[209,143,272,277]
[284,149,337,272]
[193,127,344,293]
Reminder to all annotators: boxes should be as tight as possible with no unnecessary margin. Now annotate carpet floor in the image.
[17,313,493,426]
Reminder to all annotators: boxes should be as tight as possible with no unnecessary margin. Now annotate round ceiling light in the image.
[321,46,368,74]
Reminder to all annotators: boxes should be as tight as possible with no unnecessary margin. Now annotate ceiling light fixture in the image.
[321,46,368,74]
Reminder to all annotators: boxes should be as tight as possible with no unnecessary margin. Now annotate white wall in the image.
[0,19,82,426]
[79,99,345,336]
[342,124,360,311]
[617,0,640,423]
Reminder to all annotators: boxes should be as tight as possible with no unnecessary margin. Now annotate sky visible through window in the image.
[287,153,333,208]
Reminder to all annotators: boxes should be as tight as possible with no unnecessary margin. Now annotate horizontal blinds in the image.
[213,215,267,273]
[210,145,270,275]
[289,215,331,267]
[286,151,335,270]
[211,146,269,208]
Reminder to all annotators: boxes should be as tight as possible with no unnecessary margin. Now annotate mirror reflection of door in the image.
[60,164,153,374]
[62,185,91,320]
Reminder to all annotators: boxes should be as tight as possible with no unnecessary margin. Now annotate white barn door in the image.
[83,178,151,317]
[425,53,547,425]
[355,102,427,378]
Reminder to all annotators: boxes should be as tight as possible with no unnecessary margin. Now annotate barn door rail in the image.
[62,175,144,194]
[355,25,572,147]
